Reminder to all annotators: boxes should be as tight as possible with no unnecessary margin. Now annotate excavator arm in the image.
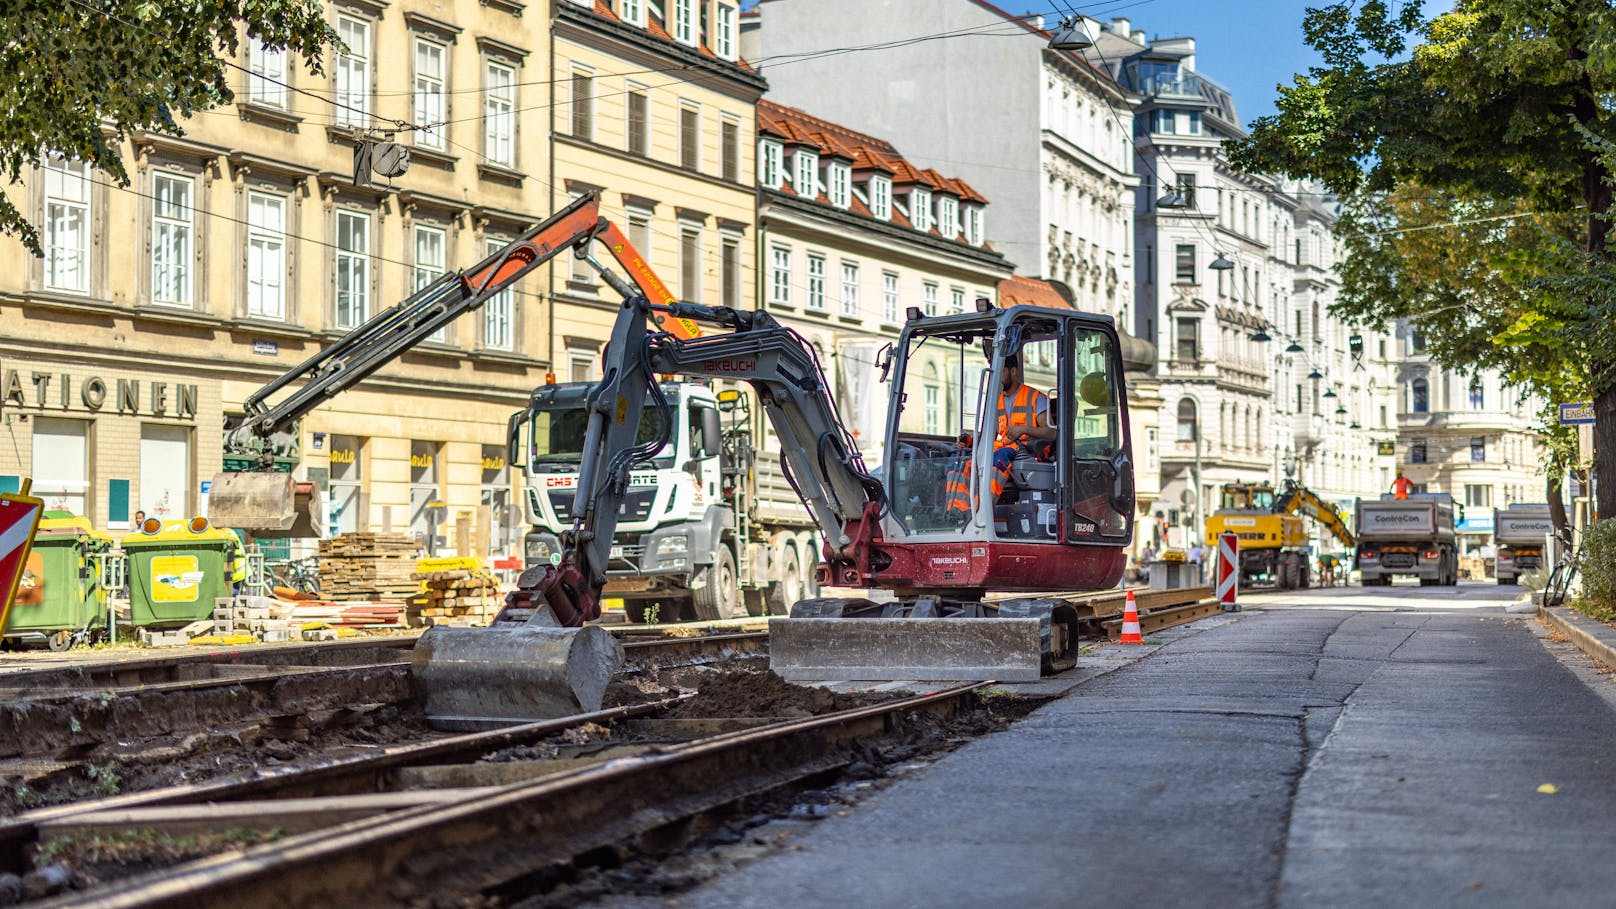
[1275,481,1357,548]
[211,191,694,533]
[503,293,885,627]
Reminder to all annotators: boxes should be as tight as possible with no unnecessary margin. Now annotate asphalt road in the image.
[612,581,1616,908]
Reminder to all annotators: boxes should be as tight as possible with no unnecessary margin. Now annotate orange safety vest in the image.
[944,452,973,512]
[996,385,1047,446]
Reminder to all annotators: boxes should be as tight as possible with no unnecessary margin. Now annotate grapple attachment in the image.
[207,472,325,538]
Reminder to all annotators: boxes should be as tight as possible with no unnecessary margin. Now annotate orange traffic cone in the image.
[1118,590,1143,644]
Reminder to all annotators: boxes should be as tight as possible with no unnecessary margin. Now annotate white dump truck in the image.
[513,380,820,622]
[1355,494,1459,586]
[1494,503,1552,585]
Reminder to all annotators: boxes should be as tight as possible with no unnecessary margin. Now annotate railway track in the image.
[10,680,997,907]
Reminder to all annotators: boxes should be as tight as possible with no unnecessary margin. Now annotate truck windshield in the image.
[528,405,667,467]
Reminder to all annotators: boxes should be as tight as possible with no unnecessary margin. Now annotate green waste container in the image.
[122,518,240,630]
[3,513,113,650]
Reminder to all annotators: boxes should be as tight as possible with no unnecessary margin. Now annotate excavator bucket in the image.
[769,599,1057,682]
[207,472,325,538]
[411,614,625,731]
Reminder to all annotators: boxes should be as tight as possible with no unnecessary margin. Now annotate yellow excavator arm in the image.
[1274,481,1356,548]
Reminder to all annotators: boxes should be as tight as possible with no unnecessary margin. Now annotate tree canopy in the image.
[0,0,337,255]
[1230,0,1616,515]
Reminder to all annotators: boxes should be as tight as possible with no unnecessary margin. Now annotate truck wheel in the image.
[690,547,743,621]
[797,533,821,599]
[765,545,803,615]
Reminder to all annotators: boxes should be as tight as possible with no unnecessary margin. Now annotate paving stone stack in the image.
[318,532,420,601]
[407,568,501,627]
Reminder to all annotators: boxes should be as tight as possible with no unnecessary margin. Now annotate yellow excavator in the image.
[1204,481,1355,589]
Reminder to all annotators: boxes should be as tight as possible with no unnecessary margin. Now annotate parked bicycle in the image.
[269,556,321,596]
[1543,530,1581,607]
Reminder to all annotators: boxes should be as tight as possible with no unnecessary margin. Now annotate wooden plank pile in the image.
[318,532,419,601]
[288,601,408,629]
[407,568,502,627]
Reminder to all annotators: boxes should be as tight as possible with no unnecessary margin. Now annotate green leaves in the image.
[0,0,337,255]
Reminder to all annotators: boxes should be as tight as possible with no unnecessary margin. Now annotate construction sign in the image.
[0,487,45,635]
[1216,531,1240,612]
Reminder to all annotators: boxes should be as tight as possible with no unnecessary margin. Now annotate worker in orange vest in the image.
[946,354,1055,512]
[1392,471,1413,500]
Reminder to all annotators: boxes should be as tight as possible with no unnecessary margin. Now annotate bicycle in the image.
[1544,533,1581,607]
[269,556,321,596]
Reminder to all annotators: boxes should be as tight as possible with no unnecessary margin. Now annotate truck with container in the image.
[513,380,820,623]
[1355,494,1459,586]
[1493,503,1552,585]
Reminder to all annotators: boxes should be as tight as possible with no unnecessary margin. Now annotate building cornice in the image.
[555,2,767,97]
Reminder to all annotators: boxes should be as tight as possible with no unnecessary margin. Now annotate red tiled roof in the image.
[579,0,757,74]
[998,275,1073,310]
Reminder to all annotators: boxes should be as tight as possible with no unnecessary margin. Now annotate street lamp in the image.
[1251,328,1272,342]
[1307,368,1324,380]
[1285,340,1304,353]
[1047,17,1094,50]
[1209,253,1235,271]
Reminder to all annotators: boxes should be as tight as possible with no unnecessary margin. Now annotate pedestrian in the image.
[133,509,147,530]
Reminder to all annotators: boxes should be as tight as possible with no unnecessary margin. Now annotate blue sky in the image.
[1035,0,1327,126]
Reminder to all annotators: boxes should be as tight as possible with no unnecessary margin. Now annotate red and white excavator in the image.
[212,191,1136,728]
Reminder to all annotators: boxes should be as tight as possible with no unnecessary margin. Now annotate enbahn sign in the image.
[0,486,44,635]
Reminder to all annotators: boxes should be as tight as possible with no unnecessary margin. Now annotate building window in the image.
[247,37,287,107]
[950,286,965,315]
[794,149,818,196]
[882,271,899,324]
[922,281,938,316]
[840,261,859,317]
[483,237,514,351]
[246,191,285,320]
[759,140,783,188]
[627,209,652,260]
[619,0,645,26]
[626,84,649,156]
[1465,483,1492,508]
[569,67,592,141]
[1176,398,1198,442]
[1176,317,1199,361]
[828,162,851,208]
[1175,244,1196,283]
[721,118,740,182]
[413,38,447,150]
[911,188,932,231]
[672,0,696,45]
[335,209,370,329]
[870,176,892,220]
[415,224,447,341]
[568,347,595,382]
[680,104,700,170]
[964,205,983,245]
[1471,436,1486,462]
[806,253,826,311]
[151,172,194,307]
[410,440,442,555]
[938,196,959,237]
[1411,378,1429,413]
[924,383,940,435]
[328,434,364,535]
[769,245,791,305]
[43,158,90,294]
[680,225,701,301]
[140,424,191,520]
[1469,380,1484,409]
[721,235,741,309]
[1409,330,1426,353]
[1410,439,1428,463]
[32,418,88,516]
[334,15,371,127]
[713,1,737,60]
[567,191,596,287]
[1178,173,1197,208]
[485,60,516,167]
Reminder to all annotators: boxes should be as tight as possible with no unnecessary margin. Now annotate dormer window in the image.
[759,139,783,189]
[964,205,984,246]
[938,196,959,238]
[910,187,932,231]
[672,0,696,45]
[794,149,819,197]
[620,0,645,26]
[869,175,892,220]
[828,162,851,209]
[713,2,737,60]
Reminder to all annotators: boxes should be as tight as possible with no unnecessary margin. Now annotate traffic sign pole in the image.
[1217,531,1240,613]
[0,479,45,636]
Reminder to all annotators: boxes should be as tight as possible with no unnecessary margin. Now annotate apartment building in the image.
[548,0,763,377]
[0,0,556,556]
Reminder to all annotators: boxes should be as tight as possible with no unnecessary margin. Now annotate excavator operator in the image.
[946,353,1056,512]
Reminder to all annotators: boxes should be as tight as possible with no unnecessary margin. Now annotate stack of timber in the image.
[408,568,501,627]
[318,532,419,602]
[288,601,408,629]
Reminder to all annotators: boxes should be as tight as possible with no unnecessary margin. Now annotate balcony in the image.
[1140,72,1205,99]
[1293,412,1325,449]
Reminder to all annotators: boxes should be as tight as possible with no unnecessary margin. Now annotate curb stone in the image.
[1539,605,1616,671]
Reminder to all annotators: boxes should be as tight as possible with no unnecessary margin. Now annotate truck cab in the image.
[1494,503,1552,585]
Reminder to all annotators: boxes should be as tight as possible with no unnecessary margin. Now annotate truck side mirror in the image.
[506,410,524,466]
[701,407,723,458]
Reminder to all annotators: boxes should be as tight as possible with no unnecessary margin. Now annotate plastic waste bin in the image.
[122,516,240,630]
[3,512,113,650]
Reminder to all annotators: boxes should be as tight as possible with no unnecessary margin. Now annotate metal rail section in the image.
[31,684,986,908]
